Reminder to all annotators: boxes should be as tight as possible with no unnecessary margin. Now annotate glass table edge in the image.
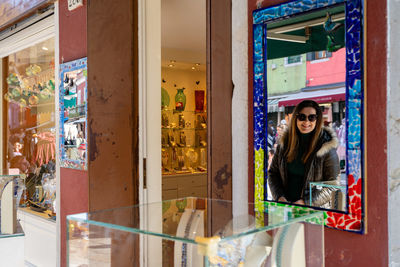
[67,211,324,245]
[309,181,346,189]
[0,233,25,239]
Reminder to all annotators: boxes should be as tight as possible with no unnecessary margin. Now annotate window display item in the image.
[162,87,170,109]
[175,88,186,111]
[179,132,186,147]
[199,148,207,170]
[161,110,207,175]
[162,112,170,128]
[186,149,198,170]
[179,114,185,128]
[162,149,170,171]
[195,90,205,112]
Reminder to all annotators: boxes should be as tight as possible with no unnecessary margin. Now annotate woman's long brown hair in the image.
[286,100,323,163]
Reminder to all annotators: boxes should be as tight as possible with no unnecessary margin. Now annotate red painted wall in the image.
[306,48,346,87]
[58,0,88,266]
[248,1,388,266]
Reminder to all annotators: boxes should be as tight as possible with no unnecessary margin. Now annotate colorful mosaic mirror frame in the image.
[253,0,364,233]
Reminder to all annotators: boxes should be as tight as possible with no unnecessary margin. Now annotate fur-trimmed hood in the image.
[279,126,338,157]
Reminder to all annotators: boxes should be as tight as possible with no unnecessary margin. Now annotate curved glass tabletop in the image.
[67,197,323,244]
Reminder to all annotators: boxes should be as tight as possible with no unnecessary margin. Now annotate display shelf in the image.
[67,197,324,266]
[162,108,207,114]
[161,127,207,131]
[162,170,207,176]
[161,108,207,174]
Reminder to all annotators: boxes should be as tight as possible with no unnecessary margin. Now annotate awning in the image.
[278,87,345,107]
[268,96,287,113]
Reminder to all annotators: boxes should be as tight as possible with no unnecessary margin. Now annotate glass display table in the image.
[0,175,25,266]
[67,197,324,267]
[0,175,25,237]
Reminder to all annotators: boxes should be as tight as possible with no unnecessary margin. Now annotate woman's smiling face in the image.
[296,107,317,134]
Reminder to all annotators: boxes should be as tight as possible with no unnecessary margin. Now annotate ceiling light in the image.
[42,46,48,51]
[195,63,200,66]
[191,67,196,70]
[170,60,176,63]
[168,64,174,67]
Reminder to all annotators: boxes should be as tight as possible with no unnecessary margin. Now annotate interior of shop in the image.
[161,0,207,201]
[160,0,206,265]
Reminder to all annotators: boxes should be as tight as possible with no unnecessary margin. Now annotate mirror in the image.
[266,5,346,211]
[59,58,88,170]
[253,0,364,233]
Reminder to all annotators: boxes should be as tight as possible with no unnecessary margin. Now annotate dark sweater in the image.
[285,132,312,202]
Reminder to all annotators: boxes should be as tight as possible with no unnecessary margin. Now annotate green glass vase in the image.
[161,87,170,109]
[175,88,186,111]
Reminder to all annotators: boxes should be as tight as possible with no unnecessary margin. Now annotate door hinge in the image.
[143,158,147,189]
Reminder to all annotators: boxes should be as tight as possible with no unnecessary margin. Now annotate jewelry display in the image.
[162,112,170,128]
[161,109,207,175]
[179,114,185,128]
[179,131,186,147]
[186,148,198,171]
[162,149,170,171]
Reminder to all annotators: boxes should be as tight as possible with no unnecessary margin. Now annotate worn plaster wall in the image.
[388,0,400,265]
[58,1,88,266]
[232,0,248,215]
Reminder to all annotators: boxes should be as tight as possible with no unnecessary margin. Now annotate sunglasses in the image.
[297,113,317,122]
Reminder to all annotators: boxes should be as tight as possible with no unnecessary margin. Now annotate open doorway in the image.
[160,1,207,266]
[160,0,207,200]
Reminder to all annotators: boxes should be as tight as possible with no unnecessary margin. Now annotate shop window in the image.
[3,38,56,219]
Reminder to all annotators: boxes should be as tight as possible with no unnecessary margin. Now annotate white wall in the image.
[232,0,248,215]
[387,0,400,265]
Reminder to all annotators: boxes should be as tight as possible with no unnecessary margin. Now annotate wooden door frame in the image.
[207,0,233,235]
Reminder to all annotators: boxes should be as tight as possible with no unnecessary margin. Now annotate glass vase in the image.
[175,88,186,111]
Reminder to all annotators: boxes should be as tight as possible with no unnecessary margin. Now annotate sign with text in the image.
[68,0,83,11]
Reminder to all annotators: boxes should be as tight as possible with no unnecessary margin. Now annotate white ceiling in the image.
[161,0,206,65]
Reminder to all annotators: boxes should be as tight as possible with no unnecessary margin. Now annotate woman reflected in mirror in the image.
[268,100,340,208]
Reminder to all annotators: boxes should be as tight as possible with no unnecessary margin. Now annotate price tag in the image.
[68,0,84,11]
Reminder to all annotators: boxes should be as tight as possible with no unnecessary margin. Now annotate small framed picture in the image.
[59,58,87,170]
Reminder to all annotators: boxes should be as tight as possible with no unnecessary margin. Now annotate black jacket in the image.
[268,126,340,207]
